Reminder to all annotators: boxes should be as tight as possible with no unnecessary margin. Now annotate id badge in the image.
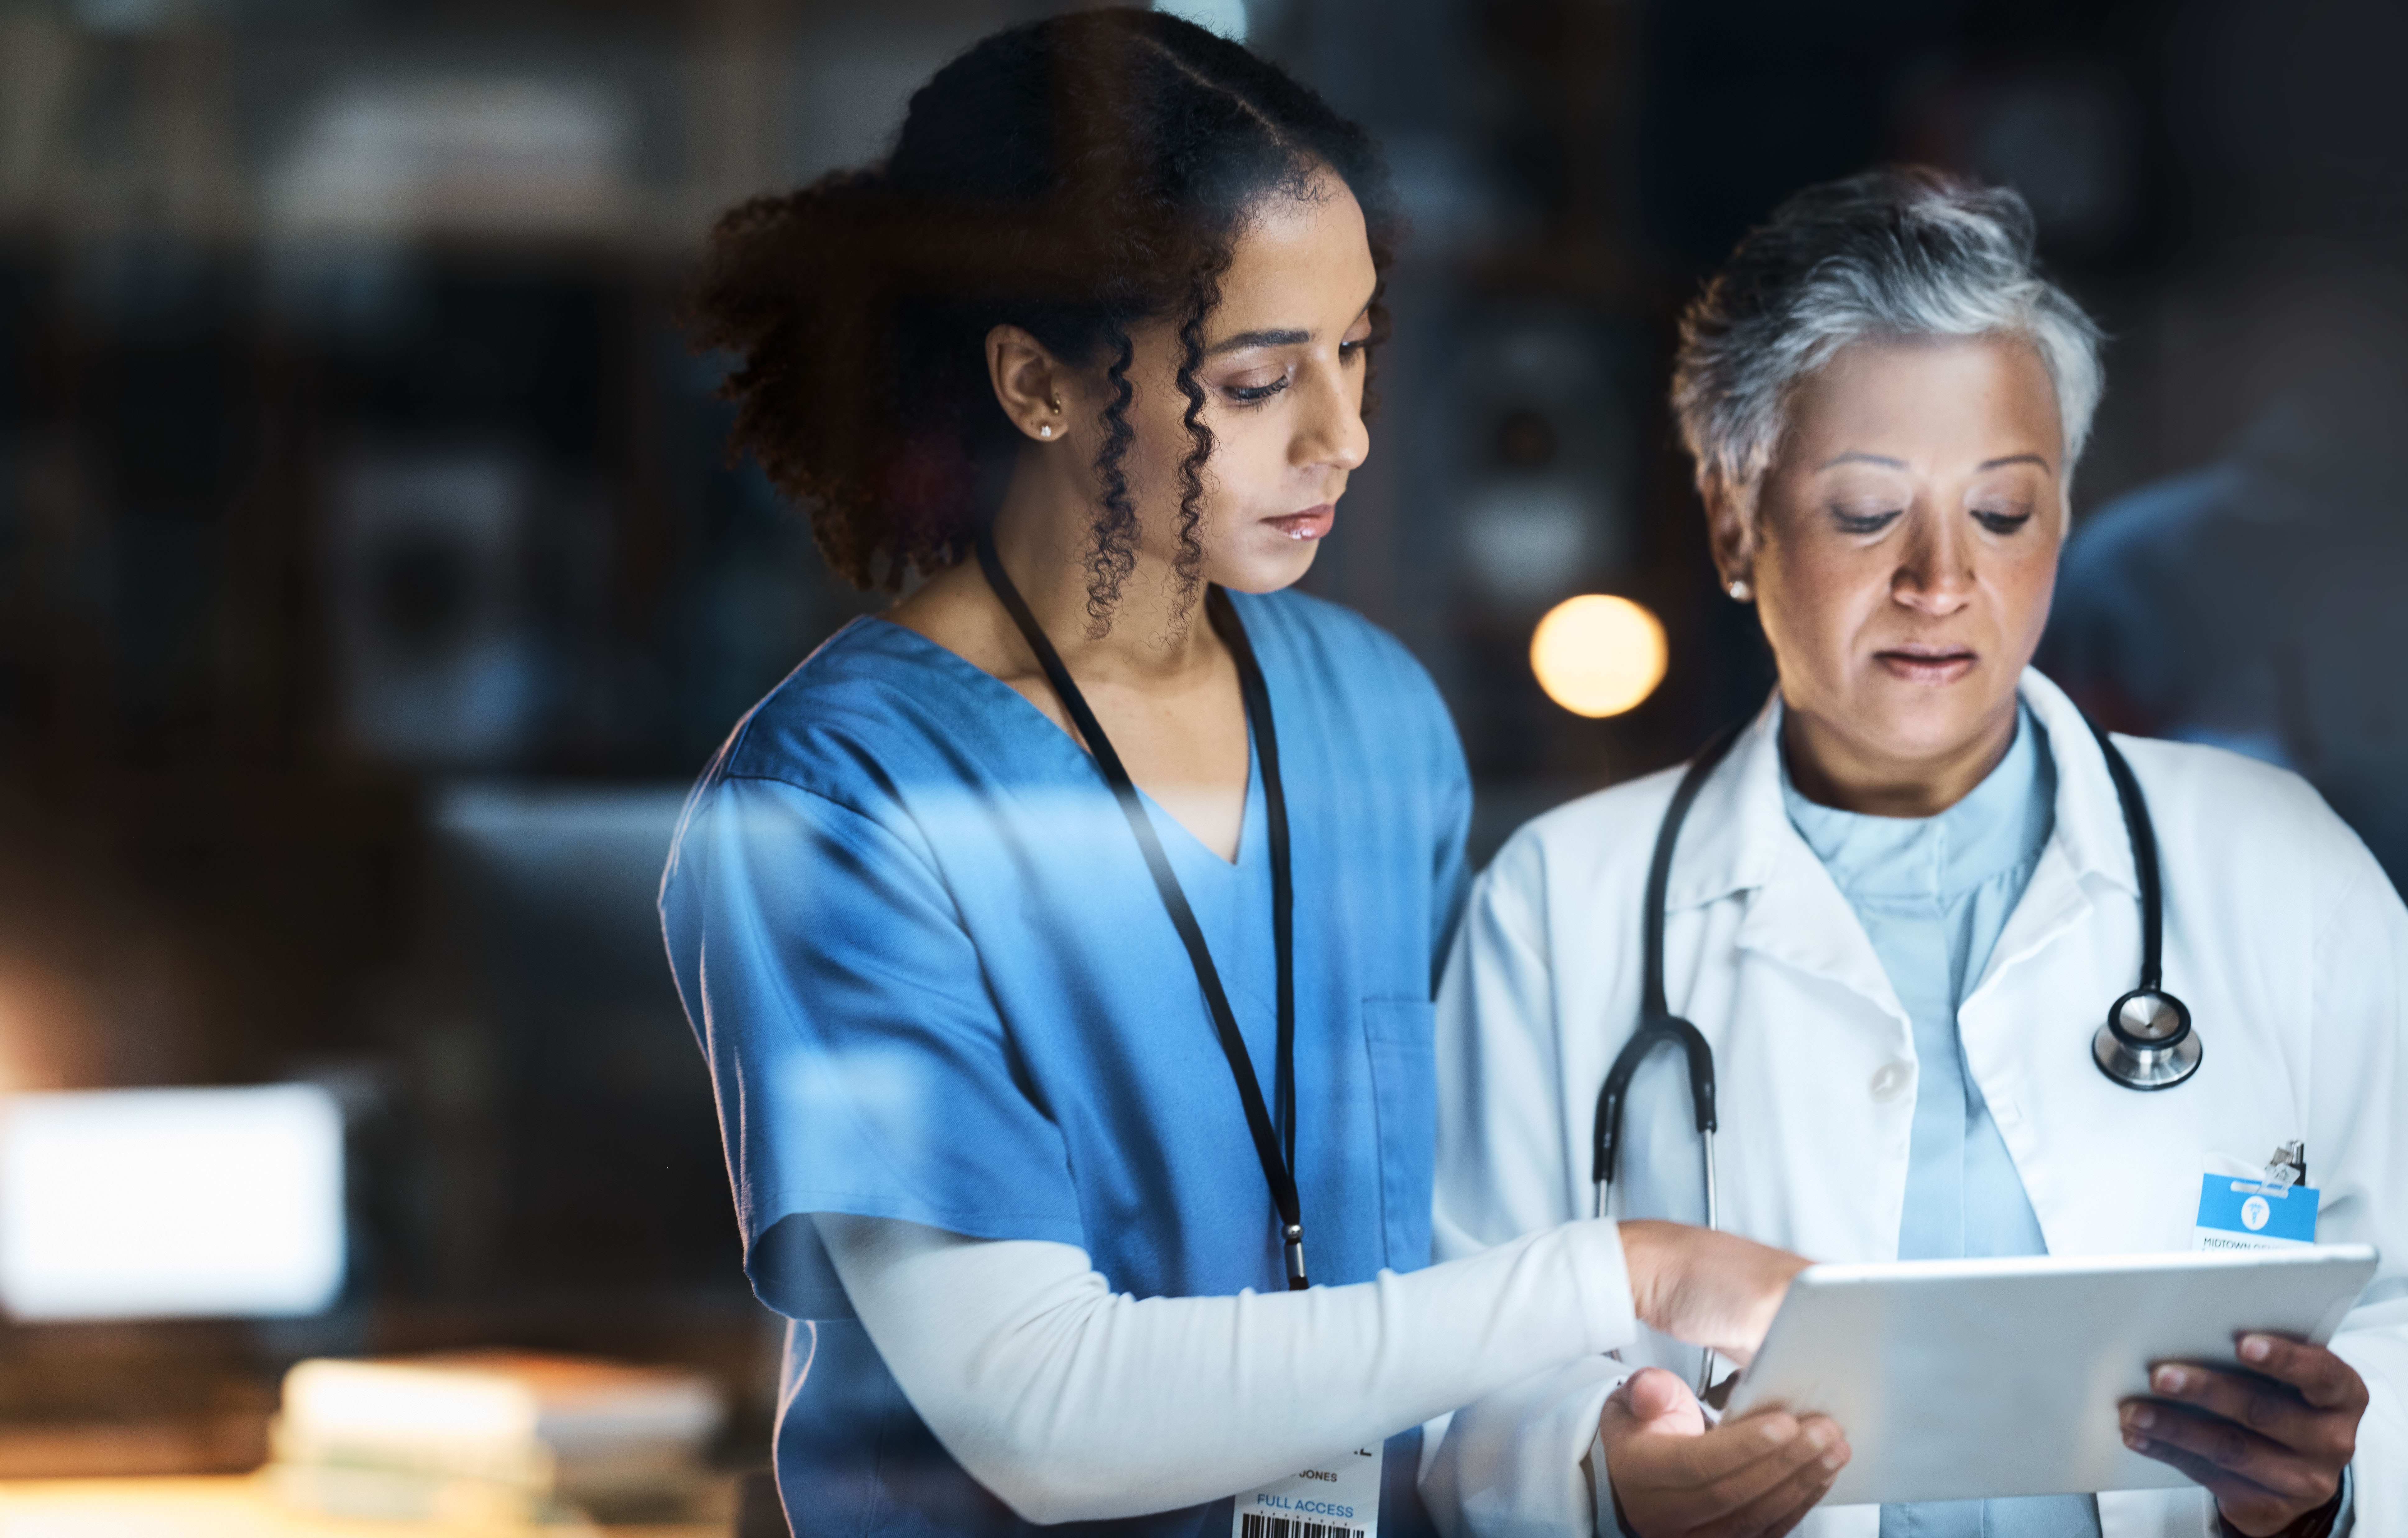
[2194,1174,2318,1253]
[1232,1444,1379,1538]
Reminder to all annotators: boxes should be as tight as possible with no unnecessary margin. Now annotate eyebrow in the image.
[1202,290,1380,358]
[1206,328,1310,357]
[1813,450,2056,472]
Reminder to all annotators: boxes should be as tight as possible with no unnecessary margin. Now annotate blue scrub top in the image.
[1782,709,2101,1538]
[661,588,1470,1537]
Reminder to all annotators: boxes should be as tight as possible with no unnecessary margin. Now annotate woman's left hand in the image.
[2119,1333,2365,1535]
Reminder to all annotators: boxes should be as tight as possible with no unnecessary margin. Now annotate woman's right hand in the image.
[1599,1367,1848,1537]
[1615,1219,1810,1364]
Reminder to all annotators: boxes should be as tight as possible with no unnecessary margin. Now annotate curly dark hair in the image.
[683,8,1402,626]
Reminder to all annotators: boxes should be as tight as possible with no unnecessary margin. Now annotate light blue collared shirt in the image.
[1783,709,2102,1538]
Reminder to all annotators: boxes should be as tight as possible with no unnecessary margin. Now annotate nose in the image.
[1291,357,1370,474]
[1891,505,1974,616]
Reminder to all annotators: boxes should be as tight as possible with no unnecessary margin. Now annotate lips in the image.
[1267,503,1335,541]
[1874,645,1977,685]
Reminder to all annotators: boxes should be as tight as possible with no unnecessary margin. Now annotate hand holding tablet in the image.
[1716,1245,2377,1508]
[2121,1328,2366,1534]
[1597,1367,1848,1537]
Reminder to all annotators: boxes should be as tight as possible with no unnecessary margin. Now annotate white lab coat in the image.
[1424,670,2408,1538]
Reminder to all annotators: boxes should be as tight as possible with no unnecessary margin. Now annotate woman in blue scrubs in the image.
[662,12,1832,1536]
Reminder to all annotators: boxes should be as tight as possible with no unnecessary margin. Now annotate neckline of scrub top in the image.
[854,612,1265,872]
[1779,704,2054,902]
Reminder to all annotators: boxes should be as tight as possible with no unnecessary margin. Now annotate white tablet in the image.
[1720,1245,2378,1506]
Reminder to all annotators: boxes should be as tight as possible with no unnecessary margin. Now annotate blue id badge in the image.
[2194,1175,2319,1252]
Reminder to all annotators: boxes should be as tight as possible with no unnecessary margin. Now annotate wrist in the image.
[2218,1476,2346,1538]
[1607,1469,1639,1538]
[1615,1220,1669,1330]
[1588,1421,1640,1538]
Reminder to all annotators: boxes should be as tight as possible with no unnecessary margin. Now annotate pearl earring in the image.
[1727,578,1752,601]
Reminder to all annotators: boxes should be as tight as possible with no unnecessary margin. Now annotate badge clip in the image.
[2259,1140,2307,1193]
[2194,1145,2318,1253]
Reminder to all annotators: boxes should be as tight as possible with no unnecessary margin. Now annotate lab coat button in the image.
[1870,1062,1913,1102]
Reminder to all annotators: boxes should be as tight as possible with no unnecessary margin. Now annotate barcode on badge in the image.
[1239,1515,1368,1538]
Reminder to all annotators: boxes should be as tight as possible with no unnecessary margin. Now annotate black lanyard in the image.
[974,529,1306,1290]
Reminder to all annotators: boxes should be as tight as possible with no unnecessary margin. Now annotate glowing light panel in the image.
[1531,594,1668,718]
[0,1084,345,1320]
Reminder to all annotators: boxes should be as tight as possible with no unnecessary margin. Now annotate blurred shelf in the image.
[0,1474,734,1537]
[0,1414,268,1479]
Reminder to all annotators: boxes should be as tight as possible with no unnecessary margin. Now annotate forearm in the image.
[814,1211,1639,1525]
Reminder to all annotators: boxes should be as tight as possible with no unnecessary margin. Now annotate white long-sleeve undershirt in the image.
[811,1211,1639,1527]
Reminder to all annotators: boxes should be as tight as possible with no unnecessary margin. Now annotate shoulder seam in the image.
[710,770,918,840]
[681,771,971,935]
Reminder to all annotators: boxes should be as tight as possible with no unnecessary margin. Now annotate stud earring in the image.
[1049,394,1062,413]
[1038,424,1052,438]
[1726,578,1752,601]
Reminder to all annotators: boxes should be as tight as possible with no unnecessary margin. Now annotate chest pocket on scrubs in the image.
[1364,998,1438,1271]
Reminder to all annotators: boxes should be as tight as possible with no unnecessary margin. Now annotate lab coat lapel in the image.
[1678,698,1908,1027]
[1959,672,2173,1261]
[2016,670,2144,902]
[1734,845,1908,1027]
[1947,672,2139,1032]
[1970,838,2094,998]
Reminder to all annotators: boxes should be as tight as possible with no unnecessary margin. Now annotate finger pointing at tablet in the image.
[1598,1367,1849,1538]
[2118,1332,2366,1536]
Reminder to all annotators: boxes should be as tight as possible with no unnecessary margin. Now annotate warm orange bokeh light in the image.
[1530,594,1668,718]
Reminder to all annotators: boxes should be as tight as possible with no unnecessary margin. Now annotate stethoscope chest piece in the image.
[2093,986,2201,1091]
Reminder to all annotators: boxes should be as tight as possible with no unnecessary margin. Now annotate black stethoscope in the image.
[1591,710,2203,1235]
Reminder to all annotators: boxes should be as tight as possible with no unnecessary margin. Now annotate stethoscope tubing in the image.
[1592,705,2195,1390]
[1590,718,1745,1213]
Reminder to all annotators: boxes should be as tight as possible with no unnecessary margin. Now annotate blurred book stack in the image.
[267,1350,723,1527]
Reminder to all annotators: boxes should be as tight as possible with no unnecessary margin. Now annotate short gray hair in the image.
[1671,166,2104,503]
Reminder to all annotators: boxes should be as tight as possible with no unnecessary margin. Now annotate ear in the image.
[1699,468,1758,590]
[986,325,1073,445]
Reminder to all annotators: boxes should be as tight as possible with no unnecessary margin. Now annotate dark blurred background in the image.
[0,0,2401,1511]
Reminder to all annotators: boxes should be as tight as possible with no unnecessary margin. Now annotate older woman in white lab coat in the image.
[1422,168,2408,1538]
